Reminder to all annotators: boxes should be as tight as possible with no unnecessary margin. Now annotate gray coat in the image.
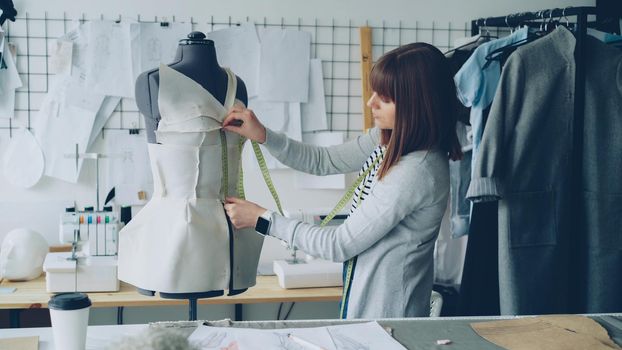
[262,128,449,318]
[467,27,622,314]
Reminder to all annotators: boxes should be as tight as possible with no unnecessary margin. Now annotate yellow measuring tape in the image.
[220,133,285,216]
[250,141,285,216]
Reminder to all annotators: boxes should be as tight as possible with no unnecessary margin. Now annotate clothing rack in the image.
[468,6,600,314]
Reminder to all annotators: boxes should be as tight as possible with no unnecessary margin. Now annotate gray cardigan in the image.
[262,128,449,318]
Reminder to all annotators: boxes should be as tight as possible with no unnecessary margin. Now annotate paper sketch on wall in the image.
[301,59,328,132]
[49,39,73,76]
[257,28,311,103]
[132,22,192,78]
[0,28,22,119]
[208,22,261,98]
[105,130,153,206]
[32,75,104,183]
[85,20,136,98]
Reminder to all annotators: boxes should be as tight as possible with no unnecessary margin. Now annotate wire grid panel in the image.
[1,13,470,140]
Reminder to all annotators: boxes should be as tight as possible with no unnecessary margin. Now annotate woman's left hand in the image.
[224,197,267,229]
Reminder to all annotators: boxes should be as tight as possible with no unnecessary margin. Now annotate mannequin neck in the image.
[173,40,219,68]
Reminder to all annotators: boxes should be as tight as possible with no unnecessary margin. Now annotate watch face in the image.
[255,217,270,235]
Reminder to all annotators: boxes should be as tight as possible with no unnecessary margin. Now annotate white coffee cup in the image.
[49,293,91,350]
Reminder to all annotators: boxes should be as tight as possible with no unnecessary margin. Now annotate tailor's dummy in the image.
[118,32,263,301]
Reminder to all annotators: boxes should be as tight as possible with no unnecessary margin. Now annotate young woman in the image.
[222,42,462,319]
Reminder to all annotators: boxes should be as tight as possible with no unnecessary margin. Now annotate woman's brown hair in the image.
[370,42,462,180]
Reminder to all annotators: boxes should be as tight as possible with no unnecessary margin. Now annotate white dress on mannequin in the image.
[118,65,263,294]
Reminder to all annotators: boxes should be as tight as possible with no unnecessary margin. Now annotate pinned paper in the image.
[258,28,311,102]
[209,23,261,97]
[33,76,104,183]
[132,22,192,77]
[87,96,121,149]
[105,129,153,206]
[301,59,329,131]
[49,39,73,76]
[85,20,137,98]
[0,40,22,119]
[2,128,45,188]
[244,99,302,169]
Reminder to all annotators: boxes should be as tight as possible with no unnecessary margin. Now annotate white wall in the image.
[2,0,595,325]
[18,0,593,24]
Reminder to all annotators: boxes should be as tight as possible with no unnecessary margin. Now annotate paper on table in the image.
[87,96,121,149]
[133,22,191,77]
[189,324,336,350]
[0,336,38,350]
[296,132,345,189]
[471,315,622,350]
[2,128,45,188]
[301,59,329,132]
[325,322,407,350]
[33,76,103,183]
[258,28,311,103]
[188,321,406,350]
[105,130,153,206]
[85,20,137,98]
[0,41,22,119]
[49,39,73,76]
[209,22,261,98]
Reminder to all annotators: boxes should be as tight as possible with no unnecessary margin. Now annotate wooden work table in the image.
[1,275,342,327]
[0,275,342,309]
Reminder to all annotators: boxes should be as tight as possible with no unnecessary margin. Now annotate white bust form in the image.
[0,228,49,281]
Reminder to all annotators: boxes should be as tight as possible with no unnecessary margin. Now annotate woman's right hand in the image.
[222,106,267,144]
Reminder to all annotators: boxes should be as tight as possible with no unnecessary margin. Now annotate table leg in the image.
[235,304,243,321]
[189,299,198,321]
[117,307,124,325]
[9,309,20,328]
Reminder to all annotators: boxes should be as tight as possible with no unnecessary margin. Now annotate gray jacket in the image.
[262,128,449,318]
[467,27,622,314]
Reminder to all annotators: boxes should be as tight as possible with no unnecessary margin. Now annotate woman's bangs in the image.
[370,57,396,100]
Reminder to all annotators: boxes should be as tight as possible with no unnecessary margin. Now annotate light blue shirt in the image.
[454,27,529,176]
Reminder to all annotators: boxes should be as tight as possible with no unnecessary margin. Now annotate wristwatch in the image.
[255,210,273,236]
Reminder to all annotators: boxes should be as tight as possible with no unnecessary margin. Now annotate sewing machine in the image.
[272,208,345,289]
[43,207,120,292]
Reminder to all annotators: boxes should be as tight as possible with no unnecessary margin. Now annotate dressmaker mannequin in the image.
[128,32,256,311]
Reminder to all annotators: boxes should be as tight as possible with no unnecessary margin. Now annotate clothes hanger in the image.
[443,17,497,55]
[443,33,490,55]
[483,10,556,67]
[479,17,499,40]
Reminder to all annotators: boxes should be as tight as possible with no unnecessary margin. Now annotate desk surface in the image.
[1,315,621,350]
[0,275,343,309]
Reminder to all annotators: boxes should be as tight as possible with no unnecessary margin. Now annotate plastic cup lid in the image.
[48,293,92,310]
